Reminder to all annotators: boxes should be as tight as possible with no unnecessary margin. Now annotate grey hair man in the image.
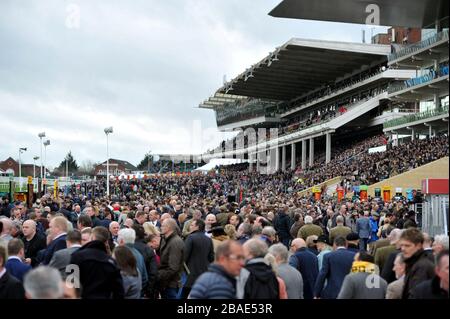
[23,266,64,299]
[236,238,279,299]
[268,243,304,299]
[432,234,449,256]
[117,228,148,292]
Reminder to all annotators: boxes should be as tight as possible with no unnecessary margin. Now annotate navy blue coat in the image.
[289,247,319,299]
[5,258,32,282]
[314,248,356,299]
[42,234,67,265]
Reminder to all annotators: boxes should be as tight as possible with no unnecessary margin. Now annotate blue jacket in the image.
[356,217,371,239]
[189,264,237,299]
[5,257,31,282]
[368,217,379,243]
[289,247,319,299]
[42,234,67,265]
[314,248,356,299]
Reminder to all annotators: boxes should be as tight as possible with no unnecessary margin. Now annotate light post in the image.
[33,156,39,179]
[43,140,50,180]
[19,147,27,189]
[104,127,113,196]
[38,132,45,180]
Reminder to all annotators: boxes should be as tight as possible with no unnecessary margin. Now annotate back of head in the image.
[66,230,82,245]
[118,228,136,244]
[52,216,68,233]
[132,224,146,240]
[292,238,306,249]
[243,238,268,259]
[23,266,64,299]
[334,236,347,248]
[261,226,276,238]
[357,251,375,263]
[304,215,313,224]
[268,243,288,263]
[78,214,92,228]
[336,215,344,225]
[113,245,138,276]
[7,238,24,256]
[91,226,110,244]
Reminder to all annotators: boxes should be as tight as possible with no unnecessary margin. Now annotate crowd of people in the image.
[0,155,448,299]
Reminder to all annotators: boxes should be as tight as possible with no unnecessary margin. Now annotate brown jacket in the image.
[158,231,185,289]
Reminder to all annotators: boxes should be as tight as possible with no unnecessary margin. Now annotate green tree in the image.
[57,151,79,174]
[137,151,153,171]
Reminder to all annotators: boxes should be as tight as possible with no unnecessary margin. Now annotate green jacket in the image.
[297,224,323,240]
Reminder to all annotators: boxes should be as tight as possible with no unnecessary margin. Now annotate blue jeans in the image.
[161,288,179,299]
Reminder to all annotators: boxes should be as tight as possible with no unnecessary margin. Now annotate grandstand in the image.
[199,0,449,193]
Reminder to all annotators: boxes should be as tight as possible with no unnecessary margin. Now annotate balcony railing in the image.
[388,64,449,94]
[388,29,449,63]
[383,104,449,129]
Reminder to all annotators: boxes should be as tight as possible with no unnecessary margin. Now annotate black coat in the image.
[21,233,47,267]
[134,240,158,297]
[184,230,214,288]
[0,271,25,299]
[402,249,435,299]
[381,249,400,283]
[273,212,292,240]
[411,276,449,299]
[70,240,124,299]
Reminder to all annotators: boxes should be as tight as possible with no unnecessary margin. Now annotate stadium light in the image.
[19,147,27,188]
[38,132,45,181]
[43,140,50,178]
[104,127,113,196]
[33,156,39,179]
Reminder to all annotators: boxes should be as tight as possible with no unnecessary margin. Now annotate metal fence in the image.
[388,29,449,62]
[383,104,449,129]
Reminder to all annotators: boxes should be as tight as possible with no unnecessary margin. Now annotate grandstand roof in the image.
[201,38,390,104]
[269,0,449,29]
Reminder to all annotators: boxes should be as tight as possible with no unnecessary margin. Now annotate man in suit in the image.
[314,236,356,299]
[6,239,31,282]
[289,238,318,299]
[21,220,46,267]
[0,244,25,299]
[49,229,82,278]
[182,219,214,299]
[148,210,161,230]
[42,216,68,265]
[356,211,371,251]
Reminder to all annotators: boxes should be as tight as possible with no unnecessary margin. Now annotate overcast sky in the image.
[0,0,388,169]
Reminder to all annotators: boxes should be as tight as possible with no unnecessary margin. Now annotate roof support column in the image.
[275,147,280,172]
[326,133,332,164]
[407,127,415,141]
[291,143,296,170]
[301,140,307,170]
[309,137,314,167]
[434,94,441,110]
[281,145,286,172]
[424,123,432,139]
[256,152,261,173]
[249,153,254,172]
